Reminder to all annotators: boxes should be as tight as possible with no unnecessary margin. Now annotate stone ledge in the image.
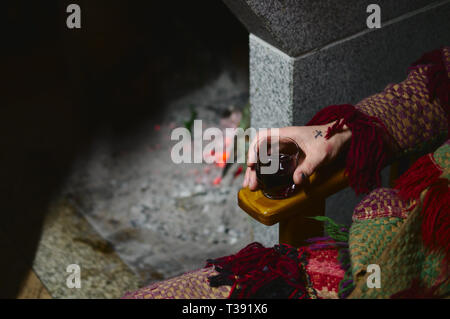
[224,0,442,56]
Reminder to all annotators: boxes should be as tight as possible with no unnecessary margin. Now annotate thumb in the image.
[293,157,319,185]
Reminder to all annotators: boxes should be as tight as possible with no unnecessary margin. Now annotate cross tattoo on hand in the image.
[314,130,322,139]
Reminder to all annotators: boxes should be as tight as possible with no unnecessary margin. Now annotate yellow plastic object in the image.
[238,166,349,226]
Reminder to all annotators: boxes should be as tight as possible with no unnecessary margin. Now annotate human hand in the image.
[243,122,351,191]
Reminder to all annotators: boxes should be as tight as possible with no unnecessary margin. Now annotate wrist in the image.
[335,124,352,145]
[322,122,352,157]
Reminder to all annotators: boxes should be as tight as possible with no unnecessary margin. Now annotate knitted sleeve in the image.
[307,47,450,194]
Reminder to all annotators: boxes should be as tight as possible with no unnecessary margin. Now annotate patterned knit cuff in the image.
[356,47,449,154]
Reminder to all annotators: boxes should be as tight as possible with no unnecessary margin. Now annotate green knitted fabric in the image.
[337,248,354,298]
[433,143,450,180]
[349,205,447,298]
[344,140,450,298]
[349,217,405,279]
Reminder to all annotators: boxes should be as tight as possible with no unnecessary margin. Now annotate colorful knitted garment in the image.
[205,242,316,299]
[202,216,350,299]
[311,47,450,298]
[122,267,231,299]
[123,221,350,299]
[343,141,449,298]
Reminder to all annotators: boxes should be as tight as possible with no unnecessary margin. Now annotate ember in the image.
[215,151,229,168]
[234,166,243,178]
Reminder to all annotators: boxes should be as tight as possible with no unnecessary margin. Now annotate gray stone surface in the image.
[61,71,255,285]
[251,1,450,129]
[291,1,450,125]
[250,36,294,129]
[249,216,279,247]
[33,200,140,298]
[224,0,446,56]
[248,1,450,239]
[247,37,287,243]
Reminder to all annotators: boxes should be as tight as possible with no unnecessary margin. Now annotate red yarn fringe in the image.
[421,179,450,262]
[206,242,308,299]
[394,153,449,260]
[307,104,389,194]
[394,153,443,200]
[410,47,450,136]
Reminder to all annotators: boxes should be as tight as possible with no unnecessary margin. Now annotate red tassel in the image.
[421,179,450,262]
[206,242,272,297]
[206,242,308,299]
[307,104,389,194]
[394,154,443,200]
[394,153,449,260]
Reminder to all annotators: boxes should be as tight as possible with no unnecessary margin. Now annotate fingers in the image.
[248,169,258,191]
[293,157,317,185]
[242,167,259,191]
[243,167,250,187]
[247,129,272,166]
[244,132,260,190]
[246,141,257,166]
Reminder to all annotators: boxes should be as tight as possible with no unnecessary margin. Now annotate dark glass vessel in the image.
[255,136,303,199]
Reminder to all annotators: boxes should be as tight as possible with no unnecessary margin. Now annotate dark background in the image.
[0,0,248,297]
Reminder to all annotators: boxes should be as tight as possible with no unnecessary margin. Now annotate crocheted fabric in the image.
[348,207,449,298]
[352,188,415,220]
[345,141,450,298]
[434,141,450,180]
[356,46,450,154]
[205,242,314,299]
[394,140,450,261]
[356,60,448,154]
[305,248,344,299]
[122,242,346,299]
[122,267,230,299]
